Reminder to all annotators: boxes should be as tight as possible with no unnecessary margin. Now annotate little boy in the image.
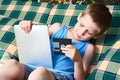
[0,3,112,80]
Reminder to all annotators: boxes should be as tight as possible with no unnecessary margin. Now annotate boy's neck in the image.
[67,28,80,42]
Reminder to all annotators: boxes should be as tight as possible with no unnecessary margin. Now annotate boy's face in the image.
[73,14,100,41]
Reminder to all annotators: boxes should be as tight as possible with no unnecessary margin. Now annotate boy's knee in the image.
[34,67,48,75]
[6,59,18,65]
[28,67,48,80]
[5,59,23,69]
[7,59,24,72]
[0,59,25,79]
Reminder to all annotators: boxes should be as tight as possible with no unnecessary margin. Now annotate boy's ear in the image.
[93,34,103,39]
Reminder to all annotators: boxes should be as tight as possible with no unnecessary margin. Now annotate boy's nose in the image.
[79,29,86,36]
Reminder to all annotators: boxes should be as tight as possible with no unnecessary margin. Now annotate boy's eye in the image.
[87,32,93,35]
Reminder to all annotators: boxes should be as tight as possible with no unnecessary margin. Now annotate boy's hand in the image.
[19,20,32,33]
[61,45,82,62]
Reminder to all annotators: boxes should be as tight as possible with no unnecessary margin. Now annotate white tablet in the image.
[14,25,52,68]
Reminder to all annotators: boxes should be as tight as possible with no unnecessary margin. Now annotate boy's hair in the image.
[80,3,112,35]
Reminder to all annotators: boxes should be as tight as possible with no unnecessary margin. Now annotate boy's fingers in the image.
[19,21,23,29]
[61,47,69,51]
[65,45,74,49]
[20,22,26,31]
[27,21,32,32]
[61,44,73,49]
[23,22,28,33]
[19,20,33,34]
[26,22,29,33]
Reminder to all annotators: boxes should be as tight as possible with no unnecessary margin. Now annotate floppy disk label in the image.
[53,38,71,54]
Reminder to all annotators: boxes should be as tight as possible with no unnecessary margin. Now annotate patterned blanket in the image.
[0,0,120,79]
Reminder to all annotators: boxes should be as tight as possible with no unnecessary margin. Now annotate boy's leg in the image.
[0,59,25,80]
[28,66,56,80]
[28,66,72,80]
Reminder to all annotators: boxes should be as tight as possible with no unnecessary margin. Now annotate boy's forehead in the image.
[78,15,101,34]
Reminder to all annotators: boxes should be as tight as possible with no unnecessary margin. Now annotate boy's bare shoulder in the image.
[86,43,95,53]
[51,22,62,28]
[85,43,95,57]
[48,23,62,35]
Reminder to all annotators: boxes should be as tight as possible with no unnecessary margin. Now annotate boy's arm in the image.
[19,21,62,36]
[74,43,95,80]
[48,22,62,37]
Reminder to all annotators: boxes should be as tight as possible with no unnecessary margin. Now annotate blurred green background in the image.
[14,0,120,5]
